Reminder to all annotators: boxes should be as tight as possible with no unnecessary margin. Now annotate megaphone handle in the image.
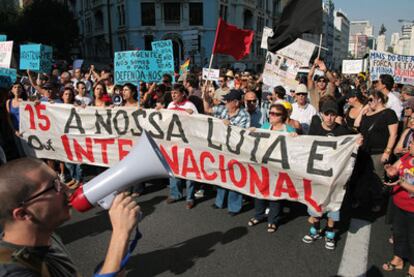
[97,192,118,210]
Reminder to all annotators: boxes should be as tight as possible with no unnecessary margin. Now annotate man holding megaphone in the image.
[0,158,140,276]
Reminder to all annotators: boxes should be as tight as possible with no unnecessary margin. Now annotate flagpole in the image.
[317,34,323,59]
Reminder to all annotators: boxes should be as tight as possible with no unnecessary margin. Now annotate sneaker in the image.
[324,231,336,250]
[302,227,323,244]
[194,190,204,199]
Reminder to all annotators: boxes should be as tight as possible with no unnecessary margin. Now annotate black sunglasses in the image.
[269,111,283,117]
[368,98,374,102]
[20,178,63,206]
[246,100,257,104]
[296,93,307,96]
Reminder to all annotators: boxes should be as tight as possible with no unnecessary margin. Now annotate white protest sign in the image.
[19,102,358,214]
[0,41,13,68]
[370,50,414,85]
[263,51,300,91]
[342,59,364,74]
[202,68,220,81]
[277,38,315,66]
[261,27,274,50]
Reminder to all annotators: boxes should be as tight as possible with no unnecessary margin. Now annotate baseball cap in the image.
[321,101,338,114]
[222,89,243,101]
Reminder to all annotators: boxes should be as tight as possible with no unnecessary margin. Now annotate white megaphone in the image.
[70,131,173,212]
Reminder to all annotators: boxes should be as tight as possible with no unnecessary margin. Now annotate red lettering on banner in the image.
[35,104,51,131]
[248,165,269,197]
[303,178,321,212]
[228,159,247,188]
[219,154,227,182]
[273,172,299,199]
[159,145,179,175]
[118,139,133,160]
[200,151,218,181]
[24,104,36,130]
[61,135,74,161]
[181,148,201,179]
[73,137,95,163]
[94,138,115,164]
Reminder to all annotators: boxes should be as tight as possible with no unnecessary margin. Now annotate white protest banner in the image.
[0,41,13,68]
[202,68,220,81]
[370,50,414,85]
[263,51,300,91]
[261,27,274,50]
[19,102,358,214]
[342,59,364,74]
[277,38,315,66]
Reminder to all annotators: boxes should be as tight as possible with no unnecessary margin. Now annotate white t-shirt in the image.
[75,95,92,106]
[290,102,317,134]
[167,100,198,114]
[386,92,403,120]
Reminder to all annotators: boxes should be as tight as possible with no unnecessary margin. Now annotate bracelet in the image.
[384,148,392,154]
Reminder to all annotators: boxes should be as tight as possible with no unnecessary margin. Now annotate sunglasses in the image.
[20,178,63,206]
[296,93,307,96]
[246,100,257,104]
[269,111,283,117]
[368,98,375,102]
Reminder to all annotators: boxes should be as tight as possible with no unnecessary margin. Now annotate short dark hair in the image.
[370,89,388,104]
[186,74,199,88]
[273,86,286,99]
[379,74,394,91]
[172,83,189,95]
[269,103,288,123]
[76,81,86,88]
[0,158,45,226]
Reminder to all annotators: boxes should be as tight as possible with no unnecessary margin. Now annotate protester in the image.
[377,74,403,120]
[344,89,367,133]
[122,83,139,107]
[74,81,92,106]
[244,91,263,127]
[290,84,317,134]
[6,83,26,158]
[394,111,414,157]
[92,82,109,107]
[0,158,140,276]
[307,59,335,110]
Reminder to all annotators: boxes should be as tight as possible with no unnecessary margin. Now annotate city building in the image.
[332,9,349,70]
[393,24,414,55]
[390,32,400,53]
[376,34,386,52]
[348,20,374,58]
[72,0,288,71]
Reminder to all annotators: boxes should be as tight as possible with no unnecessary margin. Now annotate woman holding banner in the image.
[248,104,296,233]
[92,81,110,107]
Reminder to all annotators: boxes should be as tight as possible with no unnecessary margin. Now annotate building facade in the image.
[376,34,386,52]
[348,20,374,58]
[72,0,287,71]
[332,9,349,70]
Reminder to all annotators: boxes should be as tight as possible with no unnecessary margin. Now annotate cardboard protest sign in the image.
[263,51,301,91]
[0,41,13,68]
[260,27,274,50]
[370,50,414,85]
[202,68,220,81]
[114,50,162,85]
[277,38,315,66]
[342,59,364,74]
[20,102,358,214]
[20,44,53,73]
[0,35,7,42]
[0,67,16,88]
[151,40,175,76]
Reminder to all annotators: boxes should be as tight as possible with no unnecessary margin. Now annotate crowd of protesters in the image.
[1,57,414,276]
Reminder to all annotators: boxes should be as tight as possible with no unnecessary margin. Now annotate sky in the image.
[332,0,414,40]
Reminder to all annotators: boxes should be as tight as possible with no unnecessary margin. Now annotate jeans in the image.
[393,205,414,265]
[215,188,243,213]
[169,177,195,203]
[65,163,83,182]
[254,199,282,225]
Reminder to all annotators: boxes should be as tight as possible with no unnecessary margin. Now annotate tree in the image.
[17,0,78,59]
[379,24,387,36]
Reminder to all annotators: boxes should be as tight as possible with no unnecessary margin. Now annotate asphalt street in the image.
[58,180,403,277]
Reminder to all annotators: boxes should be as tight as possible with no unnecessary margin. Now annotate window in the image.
[86,17,92,33]
[189,3,203,26]
[164,3,180,25]
[219,4,227,21]
[117,4,125,26]
[94,11,104,31]
[141,3,155,26]
[144,35,154,51]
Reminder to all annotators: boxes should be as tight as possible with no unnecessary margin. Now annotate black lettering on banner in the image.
[166,114,188,143]
[249,132,270,162]
[225,126,245,155]
[207,118,222,151]
[27,135,44,150]
[43,139,55,151]
[95,110,113,135]
[340,136,353,145]
[262,135,290,169]
[113,110,129,135]
[307,141,336,177]
[130,109,146,136]
[148,111,164,139]
[64,108,85,134]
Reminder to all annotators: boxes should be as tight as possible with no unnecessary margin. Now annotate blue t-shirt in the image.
[261,122,296,133]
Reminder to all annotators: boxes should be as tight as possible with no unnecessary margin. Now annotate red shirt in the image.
[395,153,414,212]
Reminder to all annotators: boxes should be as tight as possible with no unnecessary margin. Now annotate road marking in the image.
[337,218,371,277]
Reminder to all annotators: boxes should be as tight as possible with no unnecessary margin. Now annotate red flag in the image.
[212,18,254,60]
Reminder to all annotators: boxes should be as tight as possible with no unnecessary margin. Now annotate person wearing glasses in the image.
[244,91,263,128]
[307,59,335,111]
[290,84,317,134]
[0,158,140,276]
[248,104,296,233]
[354,90,399,212]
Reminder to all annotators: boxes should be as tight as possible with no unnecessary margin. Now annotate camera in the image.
[112,94,123,106]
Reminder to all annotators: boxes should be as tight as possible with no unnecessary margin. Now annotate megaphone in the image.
[70,131,173,212]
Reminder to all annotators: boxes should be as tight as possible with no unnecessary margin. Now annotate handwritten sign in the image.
[20,44,53,73]
[277,39,315,66]
[342,59,364,74]
[0,41,13,68]
[202,68,220,81]
[0,67,17,88]
[263,51,301,91]
[370,50,414,85]
[151,40,175,76]
[0,35,7,42]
